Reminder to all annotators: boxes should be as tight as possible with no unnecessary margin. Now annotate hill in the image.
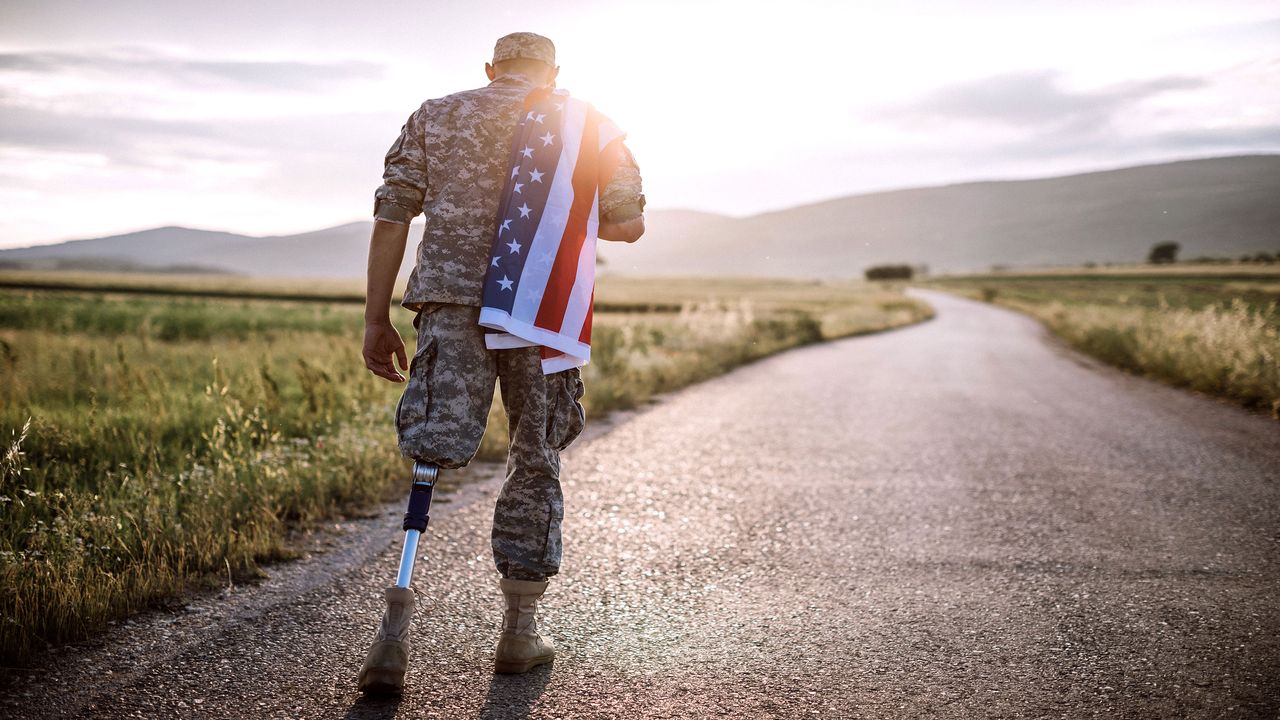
[3,155,1277,277]
[612,155,1280,276]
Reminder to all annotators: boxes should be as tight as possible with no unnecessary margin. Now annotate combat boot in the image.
[357,586,416,693]
[494,578,556,673]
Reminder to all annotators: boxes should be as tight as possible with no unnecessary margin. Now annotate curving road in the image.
[6,289,1279,719]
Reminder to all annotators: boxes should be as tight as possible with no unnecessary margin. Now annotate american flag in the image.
[478,87,626,374]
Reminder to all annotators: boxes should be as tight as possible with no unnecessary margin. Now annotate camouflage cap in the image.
[492,32,556,66]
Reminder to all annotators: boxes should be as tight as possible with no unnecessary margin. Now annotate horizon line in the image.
[3,151,1276,251]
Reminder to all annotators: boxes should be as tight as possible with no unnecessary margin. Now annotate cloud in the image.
[0,102,398,170]
[893,70,1206,133]
[0,49,382,91]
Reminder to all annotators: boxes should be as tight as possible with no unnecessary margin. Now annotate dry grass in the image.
[956,262,1280,278]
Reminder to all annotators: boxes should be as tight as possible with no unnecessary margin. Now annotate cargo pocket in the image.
[545,368,586,451]
[395,334,438,459]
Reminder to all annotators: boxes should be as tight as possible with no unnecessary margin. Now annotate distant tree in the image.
[1148,242,1180,264]
[1083,261,1097,268]
[1256,252,1276,264]
[864,264,913,280]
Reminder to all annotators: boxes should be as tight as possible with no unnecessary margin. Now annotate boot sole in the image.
[358,668,406,695]
[493,654,554,674]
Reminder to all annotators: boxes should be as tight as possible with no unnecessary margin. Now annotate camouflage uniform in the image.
[374,33,642,581]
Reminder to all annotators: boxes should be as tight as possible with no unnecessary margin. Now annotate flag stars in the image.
[510,166,520,179]
[540,132,555,147]
[528,168,544,183]
[534,113,546,124]
[526,111,536,121]
[517,203,532,218]
[491,256,500,268]
[513,182,524,194]
[506,239,523,254]
[498,276,514,291]
[499,219,512,234]
[520,146,534,158]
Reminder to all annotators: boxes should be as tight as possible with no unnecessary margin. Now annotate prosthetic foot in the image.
[358,462,437,694]
[494,578,556,674]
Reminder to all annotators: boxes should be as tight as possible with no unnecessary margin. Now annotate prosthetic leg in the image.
[396,462,438,588]
[357,462,438,694]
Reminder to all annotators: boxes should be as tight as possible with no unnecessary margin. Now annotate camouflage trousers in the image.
[395,302,586,581]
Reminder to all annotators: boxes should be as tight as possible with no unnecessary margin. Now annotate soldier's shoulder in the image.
[430,83,521,110]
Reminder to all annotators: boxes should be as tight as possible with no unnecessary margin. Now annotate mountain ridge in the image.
[3,155,1277,278]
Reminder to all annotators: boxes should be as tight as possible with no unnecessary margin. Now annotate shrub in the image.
[864,264,914,280]
[1148,242,1180,264]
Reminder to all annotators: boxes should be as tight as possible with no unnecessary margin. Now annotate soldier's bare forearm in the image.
[365,220,410,325]
[598,215,645,244]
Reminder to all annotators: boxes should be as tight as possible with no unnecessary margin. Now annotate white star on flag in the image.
[540,132,555,146]
[510,167,519,178]
[529,168,544,183]
[526,111,535,121]
[513,183,523,194]
[534,113,546,123]
[517,203,532,218]
[520,147,533,158]
[499,219,511,234]
[498,276,514,291]
[491,256,500,267]
[506,239,522,254]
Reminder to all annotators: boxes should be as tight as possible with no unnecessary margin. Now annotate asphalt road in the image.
[6,289,1279,719]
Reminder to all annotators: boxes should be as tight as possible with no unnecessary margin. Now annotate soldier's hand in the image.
[363,321,409,383]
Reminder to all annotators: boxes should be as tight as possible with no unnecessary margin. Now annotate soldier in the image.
[357,32,645,692]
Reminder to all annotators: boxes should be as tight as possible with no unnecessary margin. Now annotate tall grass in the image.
[0,280,931,662]
[1026,299,1280,415]
[1,320,406,660]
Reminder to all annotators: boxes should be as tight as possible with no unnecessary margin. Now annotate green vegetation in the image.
[0,273,931,662]
[930,267,1280,416]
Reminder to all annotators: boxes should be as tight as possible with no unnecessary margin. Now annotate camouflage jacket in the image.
[374,73,644,310]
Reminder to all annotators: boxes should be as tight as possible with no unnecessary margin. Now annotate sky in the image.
[0,0,1277,248]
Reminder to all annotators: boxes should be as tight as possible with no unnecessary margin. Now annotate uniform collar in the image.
[488,72,544,90]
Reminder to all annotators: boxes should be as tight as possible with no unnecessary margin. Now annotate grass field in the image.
[929,266,1280,417]
[0,271,931,662]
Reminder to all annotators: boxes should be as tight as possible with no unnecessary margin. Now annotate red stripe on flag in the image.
[579,288,593,345]
[534,108,600,333]
[597,135,625,193]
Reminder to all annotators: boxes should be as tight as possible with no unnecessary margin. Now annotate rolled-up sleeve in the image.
[373,104,429,225]
[600,144,645,223]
